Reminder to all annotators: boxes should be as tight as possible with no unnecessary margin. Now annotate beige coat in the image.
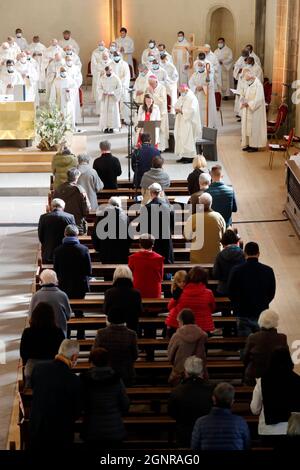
[184,210,226,264]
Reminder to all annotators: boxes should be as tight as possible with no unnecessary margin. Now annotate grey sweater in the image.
[140,168,171,190]
[29,285,72,337]
[77,164,104,211]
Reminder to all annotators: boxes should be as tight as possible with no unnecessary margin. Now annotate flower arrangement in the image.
[36,106,72,151]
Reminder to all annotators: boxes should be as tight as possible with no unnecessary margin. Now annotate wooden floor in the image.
[220,135,300,357]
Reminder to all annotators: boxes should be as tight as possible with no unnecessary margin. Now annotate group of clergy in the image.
[0,28,82,129]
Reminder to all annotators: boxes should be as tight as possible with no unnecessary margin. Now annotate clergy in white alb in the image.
[29,36,47,89]
[246,57,263,83]
[245,44,261,67]
[15,52,39,104]
[133,64,151,105]
[174,84,202,159]
[240,72,267,151]
[189,61,218,128]
[0,60,24,95]
[0,42,16,64]
[49,66,78,129]
[149,61,169,88]
[46,39,64,62]
[98,66,122,132]
[233,50,250,117]
[7,37,21,59]
[59,30,80,55]
[145,75,169,152]
[63,46,82,70]
[116,28,135,77]
[65,56,83,124]
[141,40,160,64]
[160,54,178,114]
[45,53,65,100]
[203,44,222,92]
[172,31,190,86]
[91,42,109,99]
[111,53,131,123]
[213,38,233,97]
[15,29,28,51]
[158,44,173,63]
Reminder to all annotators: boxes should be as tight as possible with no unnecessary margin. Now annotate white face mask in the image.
[181,91,187,96]
[16,33,22,38]
[152,64,159,70]
[149,43,155,49]
[7,67,14,73]
[148,56,155,62]
[99,45,105,51]
[218,43,224,49]
[60,72,67,78]
[178,36,184,42]
[66,62,72,67]
[20,58,26,64]
[110,46,117,52]
[198,66,205,73]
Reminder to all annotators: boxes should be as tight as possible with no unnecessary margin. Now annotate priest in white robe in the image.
[141,40,160,64]
[63,45,82,70]
[7,37,21,59]
[149,60,169,88]
[49,66,78,129]
[98,66,122,133]
[174,84,201,162]
[146,75,169,152]
[240,72,267,152]
[245,44,261,67]
[214,38,233,98]
[203,44,222,92]
[133,64,151,105]
[91,42,109,99]
[65,56,83,124]
[59,30,80,55]
[233,49,250,117]
[111,52,131,123]
[15,28,28,51]
[246,57,263,83]
[0,60,24,95]
[93,51,112,112]
[29,36,47,89]
[116,27,135,77]
[0,42,16,65]
[15,52,39,104]
[158,44,173,63]
[172,31,190,86]
[46,39,64,62]
[160,53,178,114]
[189,61,218,128]
[46,53,65,100]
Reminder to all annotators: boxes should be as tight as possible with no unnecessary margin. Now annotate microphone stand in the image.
[124,87,139,183]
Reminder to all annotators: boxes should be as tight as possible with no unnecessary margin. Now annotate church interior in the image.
[0,0,300,461]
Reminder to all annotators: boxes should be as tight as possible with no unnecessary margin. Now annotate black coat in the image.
[80,366,129,442]
[104,278,143,332]
[38,209,75,263]
[187,168,206,195]
[53,239,92,299]
[213,245,245,295]
[168,377,213,447]
[91,206,131,264]
[228,258,276,320]
[93,153,122,189]
[30,359,81,448]
[131,144,161,188]
[20,326,65,365]
[141,197,174,264]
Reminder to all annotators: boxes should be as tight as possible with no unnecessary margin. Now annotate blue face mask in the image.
[60,72,67,78]
[152,64,159,70]
[114,57,121,63]
[148,56,155,62]
[198,66,205,73]
[99,45,105,51]
[178,36,184,42]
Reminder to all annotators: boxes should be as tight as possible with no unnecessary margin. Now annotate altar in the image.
[0,101,35,141]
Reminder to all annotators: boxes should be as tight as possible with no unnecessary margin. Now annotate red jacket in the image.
[128,250,164,298]
[166,283,215,332]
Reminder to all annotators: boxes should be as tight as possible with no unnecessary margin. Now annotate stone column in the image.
[255,0,266,68]
[109,0,122,41]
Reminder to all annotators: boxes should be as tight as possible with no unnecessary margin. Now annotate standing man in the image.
[49,66,78,129]
[91,41,109,100]
[29,36,47,90]
[174,84,201,163]
[214,37,233,99]
[172,31,190,86]
[98,65,122,133]
[158,44,173,63]
[111,52,131,124]
[0,60,24,95]
[141,40,160,64]
[206,165,237,227]
[245,44,261,67]
[77,154,103,211]
[15,28,28,51]
[133,64,151,105]
[59,30,80,55]
[189,60,218,128]
[160,53,178,114]
[240,72,267,152]
[228,242,276,336]
[93,141,122,189]
[116,27,135,78]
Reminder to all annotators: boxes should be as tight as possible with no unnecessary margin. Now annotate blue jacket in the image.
[191,407,250,450]
[206,182,237,227]
[131,144,160,187]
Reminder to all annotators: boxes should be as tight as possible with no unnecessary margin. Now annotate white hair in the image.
[113,265,133,282]
[77,153,91,164]
[198,192,212,210]
[258,309,279,329]
[109,196,122,207]
[199,173,211,187]
[184,356,203,377]
[40,269,58,285]
[51,198,65,210]
[58,339,79,359]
